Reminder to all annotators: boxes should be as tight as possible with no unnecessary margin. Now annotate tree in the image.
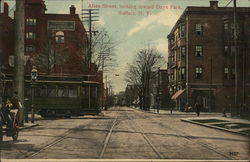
[33,39,67,74]
[126,46,164,110]
[90,27,117,72]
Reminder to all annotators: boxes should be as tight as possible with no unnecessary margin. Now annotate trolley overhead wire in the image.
[225,0,233,7]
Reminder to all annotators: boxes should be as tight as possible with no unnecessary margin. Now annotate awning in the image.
[171,89,185,100]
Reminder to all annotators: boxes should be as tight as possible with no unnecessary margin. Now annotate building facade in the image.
[167,1,250,113]
[1,0,90,76]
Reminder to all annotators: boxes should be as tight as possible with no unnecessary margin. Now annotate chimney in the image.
[70,5,75,15]
[210,1,218,9]
[4,2,9,15]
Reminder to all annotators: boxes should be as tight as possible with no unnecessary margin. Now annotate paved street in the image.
[0,106,249,160]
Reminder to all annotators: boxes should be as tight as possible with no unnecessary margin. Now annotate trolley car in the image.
[2,75,101,118]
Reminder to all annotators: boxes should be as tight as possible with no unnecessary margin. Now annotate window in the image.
[25,45,35,52]
[37,86,46,97]
[69,87,78,98]
[181,46,186,57]
[47,86,57,97]
[26,32,36,39]
[224,67,229,79]
[177,50,181,60]
[174,69,176,80]
[91,87,97,97]
[195,24,202,35]
[224,46,229,56]
[58,87,68,97]
[231,68,235,79]
[224,23,229,30]
[82,87,89,97]
[181,67,185,80]
[55,31,64,43]
[180,23,185,38]
[195,67,203,79]
[171,73,174,80]
[195,45,203,57]
[230,46,235,56]
[26,18,37,25]
[170,39,174,45]
[231,23,240,38]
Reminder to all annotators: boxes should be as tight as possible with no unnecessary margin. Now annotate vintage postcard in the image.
[0,0,249,161]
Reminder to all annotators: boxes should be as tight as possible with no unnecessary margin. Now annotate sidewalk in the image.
[181,116,250,136]
[2,121,39,137]
[131,107,250,136]
[132,106,224,116]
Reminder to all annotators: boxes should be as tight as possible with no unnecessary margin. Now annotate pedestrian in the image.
[4,99,13,136]
[11,91,21,110]
[222,107,227,117]
[185,103,189,112]
[195,103,201,117]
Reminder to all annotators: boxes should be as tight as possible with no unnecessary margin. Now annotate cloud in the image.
[153,39,168,54]
[127,9,180,36]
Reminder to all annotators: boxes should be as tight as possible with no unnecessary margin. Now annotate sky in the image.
[2,0,250,93]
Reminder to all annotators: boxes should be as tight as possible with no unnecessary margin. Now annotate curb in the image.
[130,107,223,116]
[19,123,39,130]
[181,118,249,136]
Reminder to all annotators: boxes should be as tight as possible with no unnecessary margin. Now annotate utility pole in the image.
[105,75,108,110]
[81,9,99,69]
[233,0,238,115]
[14,0,25,126]
[157,67,160,113]
[209,57,213,112]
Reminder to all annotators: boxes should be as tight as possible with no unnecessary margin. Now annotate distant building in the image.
[0,0,90,75]
[167,1,250,113]
[159,69,170,109]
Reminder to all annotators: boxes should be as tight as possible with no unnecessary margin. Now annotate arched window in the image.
[55,31,64,43]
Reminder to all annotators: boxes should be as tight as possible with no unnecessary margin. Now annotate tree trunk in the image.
[14,0,25,126]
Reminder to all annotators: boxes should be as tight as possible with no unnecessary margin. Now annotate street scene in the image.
[0,0,250,161]
[1,107,249,160]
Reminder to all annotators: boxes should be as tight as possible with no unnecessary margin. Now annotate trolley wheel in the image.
[12,117,19,141]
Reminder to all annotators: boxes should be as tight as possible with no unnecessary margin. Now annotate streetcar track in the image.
[124,109,165,159]
[99,112,118,159]
[21,129,72,158]
[129,107,237,160]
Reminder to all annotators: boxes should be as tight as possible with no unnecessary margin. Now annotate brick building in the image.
[0,0,91,76]
[167,1,250,113]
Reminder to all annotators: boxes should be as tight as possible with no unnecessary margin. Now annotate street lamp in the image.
[31,66,38,123]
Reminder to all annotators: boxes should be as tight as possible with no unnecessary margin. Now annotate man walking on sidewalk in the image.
[195,103,201,117]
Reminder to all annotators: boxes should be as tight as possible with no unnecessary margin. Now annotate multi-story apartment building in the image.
[167,1,250,113]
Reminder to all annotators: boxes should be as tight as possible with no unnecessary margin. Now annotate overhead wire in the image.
[225,0,233,7]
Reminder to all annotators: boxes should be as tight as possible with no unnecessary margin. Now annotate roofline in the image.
[167,6,250,39]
